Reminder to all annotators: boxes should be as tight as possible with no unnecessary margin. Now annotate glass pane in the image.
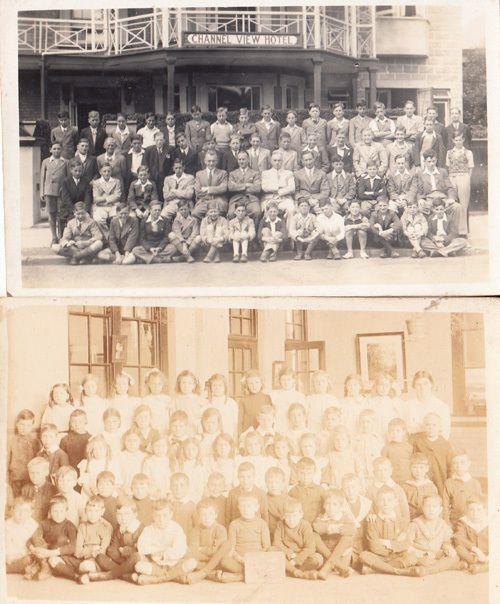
[234,348,243,372]
[85,306,105,315]
[121,307,134,318]
[69,315,88,364]
[123,367,140,397]
[121,320,139,364]
[243,347,252,369]
[139,369,152,396]
[89,317,106,365]
[91,366,109,398]
[251,87,260,110]
[297,349,309,373]
[242,318,252,336]
[308,348,320,371]
[241,309,252,319]
[285,350,297,371]
[293,325,303,341]
[69,365,89,401]
[135,307,152,320]
[285,323,295,340]
[140,322,156,367]
[230,317,241,335]
[293,310,303,325]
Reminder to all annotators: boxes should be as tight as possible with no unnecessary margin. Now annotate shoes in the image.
[418,250,427,258]
[391,250,400,258]
[78,573,90,584]
[240,254,248,263]
[260,251,269,262]
[187,255,195,263]
[326,251,334,260]
[411,250,418,258]
[213,251,221,263]
[380,251,388,258]
[69,257,79,265]
[343,252,353,259]
[268,251,277,262]
[334,252,341,260]
[233,255,240,263]
[294,253,303,260]
[304,254,312,261]
[360,251,369,259]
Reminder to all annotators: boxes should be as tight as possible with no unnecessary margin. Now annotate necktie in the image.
[174,179,179,189]
[208,170,213,186]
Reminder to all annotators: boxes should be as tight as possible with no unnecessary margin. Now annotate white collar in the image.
[115,126,130,136]
[374,478,397,489]
[395,169,410,177]
[432,214,448,222]
[423,131,436,138]
[136,178,152,187]
[423,167,440,176]
[267,216,282,224]
[333,170,347,179]
[451,472,472,482]
[129,148,144,155]
[146,215,162,225]
[460,515,488,533]
[76,152,87,161]
[405,478,433,487]
[43,444,60,454]
[366,174,381,180]
[120,518,141,534]
[378,511,397,521]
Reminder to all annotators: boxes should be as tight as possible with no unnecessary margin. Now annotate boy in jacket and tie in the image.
[40,142,67,244]
[97,203,139,265]
[55,202,104,265]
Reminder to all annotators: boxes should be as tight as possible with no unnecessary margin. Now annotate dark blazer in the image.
[80,126,107,157]
[67,154,99,183]
[108,215,139,254]
[172,146,199,176]
[444,122,472,150]
[138,217,170,251]
[50,126,79,160]
[127,180,159,210]
[369,209,401,232]
[125,151,145,187]
[411,132,446,167]
[142,145,172,197]
[425,213,460,244]
[220,149,241,174]
[327,144,354,173]
[257,216,287,241]
[60,176,92,216]
[357,175,386,201]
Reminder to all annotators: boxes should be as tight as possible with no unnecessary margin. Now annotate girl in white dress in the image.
[341,374,368,435]
[269,366,306,433]
[107,372,140,432]
[41,383,78,443]
[204,374,239,440]
[80,374,106,436]
[305,370,340,433]
[141,368,173,434]
[142,434,172,499]
[173,370,209,433]
[209,433,237,493]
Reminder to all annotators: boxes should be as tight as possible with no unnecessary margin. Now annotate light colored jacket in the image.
[40,156,67,196]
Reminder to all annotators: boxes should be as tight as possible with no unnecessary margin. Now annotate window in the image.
[327,89,350,106]
[208,85,261,112]
[285,310,307,341]
[68,306,112,399]
[376,6,419,17]
[432,89,451,126]
[228,309,258,398]
[364,88,417,109]
[451,313,486,417]
[285,85,299,109]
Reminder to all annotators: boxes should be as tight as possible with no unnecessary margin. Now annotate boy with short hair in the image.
[278,132,299,172]
[247,132,271,172]
[55,466,87,527]
[162,158,195,221]
[227,149,262,226]
[366,457,410,527]
[342,473,372,568]
[51,111,79,160]
[454,496,489,573]
[442,452,483,526]
[228,201,256,263]
[55,202,104,265]
[328,131,353,173]
[60,409,91,469]
[168,410,191,462]
[396,100,424,142]
[205,472,227,527]
[75,496,113,583]
[92,162,123,239]
[226,462,269,526]
[184,105,211,153]
[169,472,197,537]
[200,201,229,263]
[327,157,357,215]
[221,134,242,173]
[136,113,160,149]
[403,454,438,521]
[255,105,281,151]
[95,471,119,529]
[349,100,371,148]
[381,418,413,483]
[386,154,415,215]
[132,201,171,264]
[59,159,93,231]
[210,107,234,151]
[164,200,200,263]
[172,132,198,175]
[353,408,384,479]
[127,164,159,219]
[369,196,401,258]
[369,102,396,146]
[289,457,325,524]
[128,473,155,526]
[273,497,323,580]
[97,202,139,265]
[21,457,55,522]
[265,466,288,540]
[5,497,39,575]
[420,198,468,257]
[401,198,428,258]
[8,409,39,496]
[81,110,107,156]
[97,137,127,187]
[289,198,320,261]
[302,103,328,149]
[300,132,330,172]
[353,128,388,177]
[357,162,386,217]
[40,142,68,244]
[316,201,345,259]
[38,423,70,483]
[257,202,286,263]
[343,200,370,259]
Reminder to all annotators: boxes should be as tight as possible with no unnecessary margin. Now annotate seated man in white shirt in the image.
[126,135,146,187]
[261,150,296,217]
[162,158,195,221]
[316,201,345,260]
[420,198,468,257]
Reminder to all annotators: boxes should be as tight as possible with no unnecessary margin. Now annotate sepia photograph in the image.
[1,0,498,295]
[1,297,497,602]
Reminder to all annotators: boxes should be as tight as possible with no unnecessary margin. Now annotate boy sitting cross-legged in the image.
[200,201,229,263]
[290,197,320,261]
[442,451,483,526]
[454,496,489,574]
[164,200,200,263]
[257,201,286,263]
[273,496,323,580]
[5,497,39,576]
[75,496,113,584]
[228,201,256,263]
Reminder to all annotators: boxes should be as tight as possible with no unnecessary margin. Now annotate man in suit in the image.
[369,196,401,258]
[171,133,198,175]
[141,131,171,203]
[59,159,92,231]
[80,110,107,157]
[411,117,446,168]
[125,135,146,190]
[327,131,353,173]
[91,162,123,239]
[221,135,241,173]
[425,107,446,140]
[127,165,159,218]
[193,151,228,219]
[227,150,262,225]
[97,138,127,197]
[421,198,468,257]
[184,105,211,153]
[197,139,224,171]
[300,132,330,173]
[327,157,356,215]
[160,112,180,151]
[386,155,416,215]
[70,138,99,183]
[50,111,79,160]
[162,158,195,221]
[444,108,472,150]
[294,150,330,214]
[53,201,103,265]
[247,133,271,173]
[40,142,67,243]
[111,114,132,154]
[254,105,281,151]
[97,202,139,264]
[261,150,296,216]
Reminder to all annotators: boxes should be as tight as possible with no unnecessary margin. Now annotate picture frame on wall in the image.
[111,334,128,363]
[272,361,286,389]
[356,332,407,392]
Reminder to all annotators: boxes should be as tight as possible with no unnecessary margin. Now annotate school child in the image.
[300,132,330,172]
[403,454,439,521]
[367,372,404,438]
[72,137,99,183]
[217,494,271,583]
[132,404,159,454]
[127,165,159,219]
[26,495,78,582]
[353,128,388,178]
[173,369,208,433]
[78,435,122,497]
[366,457,410,527]
[290,198,320,261]
[210,434,237,493]
[342,473,372,568]
[282,110,307,153]
[21,458,55,523]
[255,104,281,151]
[370,102,396,146]
[386,154,415,215]
[38,424,70,483]
[205,472,228,526]
[289,457,325,524]
[84,500,144,582]
[369,196,401,258]
[136,113,160,149]
[172,133,198,176]
[228,201,255,263]
[132,200,173,264]
[176,438,207,503]
[387,127,412,172]
[226,462,269,527]
[127,473,154,526]
[349,100,371,148]
[107,371,140,431]
[343,200,370,259]
[270,435,295,487]
[74,496,114,583]
[264,466,288,539]
[8,409,39,496]
[352,408,384,480]
[239,369,274,434]
[412,117,447,168]
[102,408,123,459]
[227,150,262,225]
[92,162,123,239]
[179,498,229,584]
[277,132,300,172]
[342,374,367,434]
[55,466,87,527]
[326,102,350,148]
[111,113,132,154]
[205,374,239,440]
[357,162,387,217]
[142,435,172,500]
[322,426,362,489]
[421,198,469,257]
[199,201,229,263]
[162,158,196,220]
[51,111,79,160]
[169,472,197,537]
[117,429,146,496]
[168,410,191,466]
[286,403,309,455]
[454,496,489,574]
[164,201,200,263]
[313,489,356,578]
[273,497,323,580]
[327,131,353,174]
[237,431,276,491]
[41,383,76,442]
[79,374,106,436]
[316,201,345,260]
[400,198,428,258]
[210,107,234,152]
[396,100,424,142]
[381,418,413,484]
[58,160,93,233]
[40,142,67,244]
[5,497,39,575]
[221,134,242,173]
[293,433,326,486]
[95,471,119,529]
[199,408,223,463]
[80,110,107,156]
[257,201,287,262]
[302,103,328,150]
[126,134,145,185]
[442,452,483,526]
[239,404,277,454]
[267,367,304,434]
[140,368,173,434]
[59,409,91,470]
[411,412,454,495]
[359,487,414,576]
[247,132,272,172]
[317,406,344,456]
[233,108,257,151]
[305,370,338,434]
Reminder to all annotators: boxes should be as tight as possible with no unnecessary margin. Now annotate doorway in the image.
[74,86,121,130]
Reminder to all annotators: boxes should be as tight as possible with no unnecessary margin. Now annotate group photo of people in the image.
[6,363,488,588]
[44,100,475,265]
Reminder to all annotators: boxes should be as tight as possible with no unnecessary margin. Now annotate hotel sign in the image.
[183,32,302,48]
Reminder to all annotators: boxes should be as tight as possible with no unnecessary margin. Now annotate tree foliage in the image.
[463,48,487,127]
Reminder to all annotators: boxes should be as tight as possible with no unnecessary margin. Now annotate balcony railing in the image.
[18,7,376,58]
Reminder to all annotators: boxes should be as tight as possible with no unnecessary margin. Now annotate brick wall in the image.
[19,72,40,121]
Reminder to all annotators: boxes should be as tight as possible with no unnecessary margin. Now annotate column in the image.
[351,72,359,107]
[166,58,176,113]
[186,71,196,110]
[312,57,323,106]
[153,73,165,114]
[274,73,283,110]
[40,55,47,120]
[368,67,377,107]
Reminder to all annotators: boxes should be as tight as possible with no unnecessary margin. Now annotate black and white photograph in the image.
[1,297,497,602]
[1,0,498,295]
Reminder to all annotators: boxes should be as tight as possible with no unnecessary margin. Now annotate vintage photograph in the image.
[2,298,495,602]
[2,0,497,295]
